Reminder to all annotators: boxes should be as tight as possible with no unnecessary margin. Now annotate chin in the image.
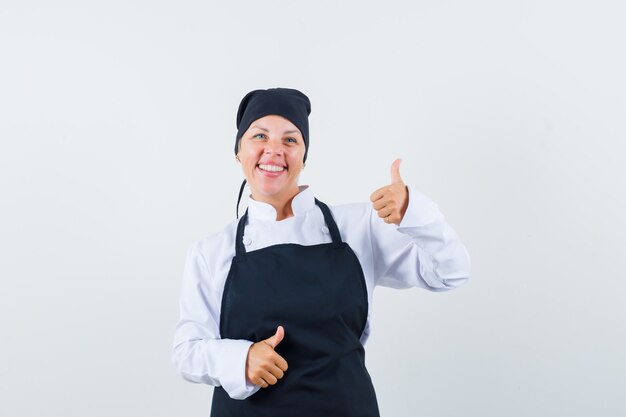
[252,181,295,199]
[257,186,285,197]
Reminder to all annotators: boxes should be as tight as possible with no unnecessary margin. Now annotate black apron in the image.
[210,198,380,417]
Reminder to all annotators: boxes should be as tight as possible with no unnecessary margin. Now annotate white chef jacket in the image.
[171,184,471,400]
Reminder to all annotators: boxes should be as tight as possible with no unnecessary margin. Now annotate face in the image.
[236,114,306,203]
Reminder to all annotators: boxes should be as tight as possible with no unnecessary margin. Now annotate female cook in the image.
[171,87,471,417]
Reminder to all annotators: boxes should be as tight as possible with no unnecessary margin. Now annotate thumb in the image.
[264,325,285,349]
[390,158,403,184]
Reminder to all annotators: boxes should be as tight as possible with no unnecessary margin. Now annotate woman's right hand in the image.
[246,325,289,388]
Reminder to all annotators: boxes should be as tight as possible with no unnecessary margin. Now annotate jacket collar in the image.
[247,185,314,221]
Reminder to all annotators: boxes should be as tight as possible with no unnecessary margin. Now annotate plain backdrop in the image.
[1,1,625,416]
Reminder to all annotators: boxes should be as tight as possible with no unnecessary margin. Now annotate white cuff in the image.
[213,339,260,400]
[397,185,440,230]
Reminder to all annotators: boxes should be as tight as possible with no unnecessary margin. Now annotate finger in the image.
[264,325,285,349]
[370,187,386,203]
[275,354,289,372]
[372,197,389,211]
[268,363,285,380]
[377,206,394,219]
[253,372,270,387]
[259,369,278,385]
[253,375,269,388]
[390,158,403,184]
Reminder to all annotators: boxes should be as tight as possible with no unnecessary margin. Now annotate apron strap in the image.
[234,198,343,258]
[235,179,247,219]
[234,208,249,258]
[314,198,343,245]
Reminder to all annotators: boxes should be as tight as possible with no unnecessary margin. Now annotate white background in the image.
[1,1,625,416]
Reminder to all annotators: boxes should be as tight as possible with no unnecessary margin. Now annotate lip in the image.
[257,161,286,167]
[256,163,286,178]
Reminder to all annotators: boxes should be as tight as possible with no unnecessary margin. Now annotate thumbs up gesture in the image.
[369,158,409,225]
[246,326,289,388]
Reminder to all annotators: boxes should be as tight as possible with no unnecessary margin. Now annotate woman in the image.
[171,87,471,417]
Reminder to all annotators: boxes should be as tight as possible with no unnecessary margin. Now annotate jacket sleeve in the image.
[370,185,471,291]
[171,243,261,400]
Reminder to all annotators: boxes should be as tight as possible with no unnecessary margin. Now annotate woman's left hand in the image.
[370,158,409,225]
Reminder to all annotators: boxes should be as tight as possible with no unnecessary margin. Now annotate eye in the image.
[252,133,266,139]
[286,137,297,143]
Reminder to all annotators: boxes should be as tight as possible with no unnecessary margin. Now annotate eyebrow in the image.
[250,125,301,135]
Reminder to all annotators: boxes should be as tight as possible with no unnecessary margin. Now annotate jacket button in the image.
[322,226,330,234]
[243,236,252,246]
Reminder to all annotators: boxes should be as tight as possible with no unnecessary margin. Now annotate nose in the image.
[264,139,284,155]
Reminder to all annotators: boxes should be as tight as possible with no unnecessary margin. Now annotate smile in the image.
[258,164,286,172]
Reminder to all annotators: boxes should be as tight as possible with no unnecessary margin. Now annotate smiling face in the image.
[236,114,306,205]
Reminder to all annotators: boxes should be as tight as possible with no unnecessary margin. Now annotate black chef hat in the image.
[234,87,312,218]
[235,87,311,163]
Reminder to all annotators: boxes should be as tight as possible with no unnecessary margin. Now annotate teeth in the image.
[258,164,285,172]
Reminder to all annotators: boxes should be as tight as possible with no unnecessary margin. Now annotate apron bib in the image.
[210,199,380,417]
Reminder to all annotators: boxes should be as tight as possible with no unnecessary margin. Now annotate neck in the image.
[251,186,300,221]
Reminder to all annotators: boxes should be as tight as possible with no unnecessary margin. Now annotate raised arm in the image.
[369,160,471,290]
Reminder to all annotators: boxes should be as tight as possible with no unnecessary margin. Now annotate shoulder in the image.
[187,218,240,269]
[324,200,373,229]
[327,201,371,217]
